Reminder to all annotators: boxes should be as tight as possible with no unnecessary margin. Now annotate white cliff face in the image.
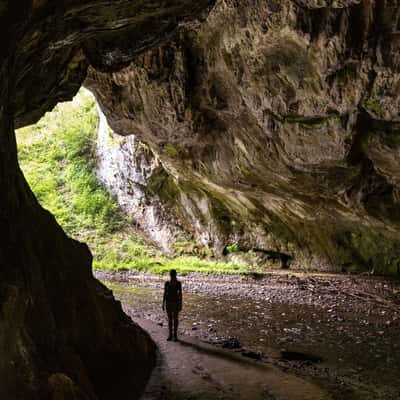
[95,105,237,255]
[96,106,188,251]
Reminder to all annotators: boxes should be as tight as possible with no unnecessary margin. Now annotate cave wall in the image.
[0,1,214,399]
[95,108,191,252]
[86,0,400,275]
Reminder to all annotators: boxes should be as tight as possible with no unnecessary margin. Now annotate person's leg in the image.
[167,310,173,340]
[173,311,179,340]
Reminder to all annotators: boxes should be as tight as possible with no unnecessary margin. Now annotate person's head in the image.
[169,269,177,280]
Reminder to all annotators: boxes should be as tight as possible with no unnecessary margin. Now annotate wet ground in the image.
[96,271,400,400]
[138,318,333,400]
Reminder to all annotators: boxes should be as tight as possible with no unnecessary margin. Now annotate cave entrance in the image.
[16,88,147,270]
[16,87,174,274]
[16,89,275,275]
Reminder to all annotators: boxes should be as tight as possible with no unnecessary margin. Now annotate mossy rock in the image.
[164,144,189,159]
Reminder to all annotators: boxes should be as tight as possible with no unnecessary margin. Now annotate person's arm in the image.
[162,282,167,311]
[178,282,182,311]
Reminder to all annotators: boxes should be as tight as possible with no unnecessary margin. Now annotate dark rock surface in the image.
[87,0,400,275]
[0,1,214,399]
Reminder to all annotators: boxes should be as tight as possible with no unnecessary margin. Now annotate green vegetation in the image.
[17,89,123,236]
[98,255,255,275]
[171,241,213,257]
[164,144,188,159]
[16,88,253,275]
[225,243,241,253]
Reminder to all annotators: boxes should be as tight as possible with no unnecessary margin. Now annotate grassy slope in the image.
[16,89,254,275]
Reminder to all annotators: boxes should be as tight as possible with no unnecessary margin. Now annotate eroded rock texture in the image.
[87,0,400,275]
[96,108,190,251]
[0,1,214,399]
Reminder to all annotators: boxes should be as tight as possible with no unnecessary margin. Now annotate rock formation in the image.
[87,0,400,275]
[0,1,214,399]
[95,108,190,251]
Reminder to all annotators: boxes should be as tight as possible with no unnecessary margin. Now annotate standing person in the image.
[162,269,182,341]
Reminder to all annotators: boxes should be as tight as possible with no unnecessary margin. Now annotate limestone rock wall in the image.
[87,0,400,275]
[95,107,190,251]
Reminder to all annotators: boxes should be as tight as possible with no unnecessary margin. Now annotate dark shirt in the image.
[165,280,182,303]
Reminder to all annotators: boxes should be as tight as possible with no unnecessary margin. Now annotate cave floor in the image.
[97,271,400,400]
[137,318,331,400]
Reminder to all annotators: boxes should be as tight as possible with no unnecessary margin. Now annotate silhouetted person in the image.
[162,269,182,341]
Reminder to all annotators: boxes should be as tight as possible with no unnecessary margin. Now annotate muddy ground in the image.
[95,270,400,400]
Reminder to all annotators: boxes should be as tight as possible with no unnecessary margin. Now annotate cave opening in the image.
[15,87,152,272]
[15,87,272,275]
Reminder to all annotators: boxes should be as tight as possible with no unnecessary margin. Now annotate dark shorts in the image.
[166,301,180,313]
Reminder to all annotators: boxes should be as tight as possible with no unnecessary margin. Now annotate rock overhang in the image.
[11,0,216,128]
[85,0,400,275]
